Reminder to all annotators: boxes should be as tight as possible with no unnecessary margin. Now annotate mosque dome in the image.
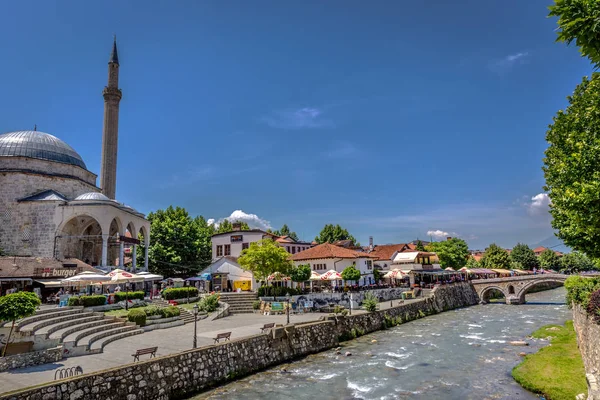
[0,130,87,169]
[74,192,111,201]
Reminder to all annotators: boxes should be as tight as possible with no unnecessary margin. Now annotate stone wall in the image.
[572,305,600,400]
[283,287,410,309]
[0,346,63,372]
[0,283,478,400]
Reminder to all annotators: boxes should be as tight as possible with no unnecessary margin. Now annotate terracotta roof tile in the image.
[0,257,102,278]
[292,243,377,261]
[369,244,409,261]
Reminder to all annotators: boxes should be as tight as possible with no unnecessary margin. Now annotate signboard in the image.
[120,235,140,245]
[34,268,79,278]
[230,235,243,243]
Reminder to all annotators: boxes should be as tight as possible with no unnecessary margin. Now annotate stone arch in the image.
[125,221,136,238]
[479,286,508,304]
[55,214,103,265]
[507,285,515,295]
[517,278,565,304]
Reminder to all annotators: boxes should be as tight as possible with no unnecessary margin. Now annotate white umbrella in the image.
[383,269,405,279]
[309,271,322,281]
[267,272,291,281]
[62,272,110,282]
[320,270,342,281]
[106,269,144,284]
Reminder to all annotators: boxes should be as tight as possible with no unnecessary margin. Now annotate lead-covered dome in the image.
[0,131,87,169]
[74,192,110,201]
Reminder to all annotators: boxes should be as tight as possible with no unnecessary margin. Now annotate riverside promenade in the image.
[0,300,415,395]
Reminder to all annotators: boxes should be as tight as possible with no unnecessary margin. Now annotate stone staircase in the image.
[10,307,143,354]
[219,292,257,314]
[150,299,202,324]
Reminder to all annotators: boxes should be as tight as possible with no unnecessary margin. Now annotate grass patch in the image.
[178,300,201,311]
[512,321,587,400]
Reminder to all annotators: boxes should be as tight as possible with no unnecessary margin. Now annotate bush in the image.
[144,306,160,316]
[586,289,600,323]
[162,287,198,300]
[68,295,106,307]
[199,294,219,313]
[252,300,261,310]
[257,286,300,297]
[362,293,378,312]
[127,309,146,326]
[159,306,180,318]
[114,291,145,302]
[564,276,600,309]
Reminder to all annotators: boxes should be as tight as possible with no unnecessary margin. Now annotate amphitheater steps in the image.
[49,317,114,341]
[15,308,85,331]
[85,325,142,350]
[91,329,144,351]
[72,322,128,347]
[219,293,257,314]
[20,312,98,334]
[42,315,106,338]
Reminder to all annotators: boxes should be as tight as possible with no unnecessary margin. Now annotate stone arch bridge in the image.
[471,274,568,305]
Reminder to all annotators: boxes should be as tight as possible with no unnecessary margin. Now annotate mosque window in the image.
[216,245,223,257]
[242,243,249,250]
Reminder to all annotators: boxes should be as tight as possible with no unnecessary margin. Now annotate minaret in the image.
[99,36,122,199]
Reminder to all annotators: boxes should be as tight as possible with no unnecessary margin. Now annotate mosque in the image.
[0,39,150,281]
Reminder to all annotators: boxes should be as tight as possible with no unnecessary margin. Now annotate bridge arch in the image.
[479,286,508,304]
[516,278,565,304]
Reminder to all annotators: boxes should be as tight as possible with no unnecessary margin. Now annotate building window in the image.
[292,247,296,254]
[242,243,249,250]
[287,246,290,253]
[224,245,231,256]
[216,245,223,257]
[231,235,243,243]
[314,263,326,271]
[366,260,373,270]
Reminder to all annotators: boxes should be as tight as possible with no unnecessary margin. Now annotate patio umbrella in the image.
[320,270,342,281]
[309,271,322,281]
[62,272,111,282]
[267,272,291,281]
[383,269,405,279]
[445,267,454,271]
[106,269,144,284]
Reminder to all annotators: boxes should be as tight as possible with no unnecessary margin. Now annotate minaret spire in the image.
[99,37,122,199]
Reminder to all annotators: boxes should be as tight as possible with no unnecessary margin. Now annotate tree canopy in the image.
[216,220,250,233]
[427,238,469,270]
[290,264,311,283]
[480,243,511,269]
[559,251,597,273]
[543,74,600,258]
[549,0,600,68]
[539,248,562,269]
[314,224,357,245]
[341,264,361,283]
[415,240,426,251]
[0,292,41,356]
[466,257,480,269]
[138,206,212,277]
[510,243,539,270]
[238,239,293,281]
[268,224,299,241]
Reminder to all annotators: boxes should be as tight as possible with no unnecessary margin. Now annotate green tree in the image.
[269,224,300,241]
[549,0,600,68]
[137,206,208,277]
[466,257,480,269]
[373,268,383,283]
[560,251,597,273]
[0,292,41,356]
[427,238,469,270]
[341,264,361,284]
[543,74,600,258]
[216,220,250,233]
[480,243,511,269]
[290,264,311,284]
[510,243,539,270]
[314,224,357,245]
[539,248,562,269]
[415,240,426,251]
[238,239,293,281]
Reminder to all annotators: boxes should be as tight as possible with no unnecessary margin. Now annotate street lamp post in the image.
[349,292,353,315]
[186,280,190,304]
[125,281,129,311]
[285,292,290,325]
[193,304,199,349]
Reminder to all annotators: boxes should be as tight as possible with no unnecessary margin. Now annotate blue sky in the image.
[0,1,593,250]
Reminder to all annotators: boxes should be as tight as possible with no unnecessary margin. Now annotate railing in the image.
[54,365,83,380]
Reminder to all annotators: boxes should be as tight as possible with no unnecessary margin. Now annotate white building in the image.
[390,251,440,272]
[291,243,377,285]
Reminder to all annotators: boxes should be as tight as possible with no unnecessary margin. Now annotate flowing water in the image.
[194,288,570,400]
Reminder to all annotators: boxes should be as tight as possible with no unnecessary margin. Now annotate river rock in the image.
[519,352,527,357]
[345,352,352,357]
[336,351,341,355]
[510,341,529,346]
[371,340,377,343]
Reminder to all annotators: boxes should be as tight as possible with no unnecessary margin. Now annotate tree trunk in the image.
[1,320,15,357]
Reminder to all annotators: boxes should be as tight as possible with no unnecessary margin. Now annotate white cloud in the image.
[262,107,335,130]
[324,141,358,158]
[527,193,551,216]
[427,230,450,239]
[208,210,272,230]
[489,51,530,73]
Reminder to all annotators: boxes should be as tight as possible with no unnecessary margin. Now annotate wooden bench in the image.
[213,332,231,344]
[131,347,158,362]
[260,323,275,333]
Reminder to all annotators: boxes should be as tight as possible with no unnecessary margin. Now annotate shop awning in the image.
[34,279,65,288]
[0,278,33,283]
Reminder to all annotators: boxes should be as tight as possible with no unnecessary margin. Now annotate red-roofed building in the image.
[292,243,378,285]
[369,243,411,271]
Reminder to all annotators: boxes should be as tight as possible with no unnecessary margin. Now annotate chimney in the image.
[369,236,374,250]
[447,237,452,241]
[232,222,242,231]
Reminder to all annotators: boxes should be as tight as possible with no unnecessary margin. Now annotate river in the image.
[194,287,569,400]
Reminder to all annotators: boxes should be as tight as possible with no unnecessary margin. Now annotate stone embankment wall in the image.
[0,283,478,400]
[572,305,600,400]
[0,346,63,372]
[287,287,410,309]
